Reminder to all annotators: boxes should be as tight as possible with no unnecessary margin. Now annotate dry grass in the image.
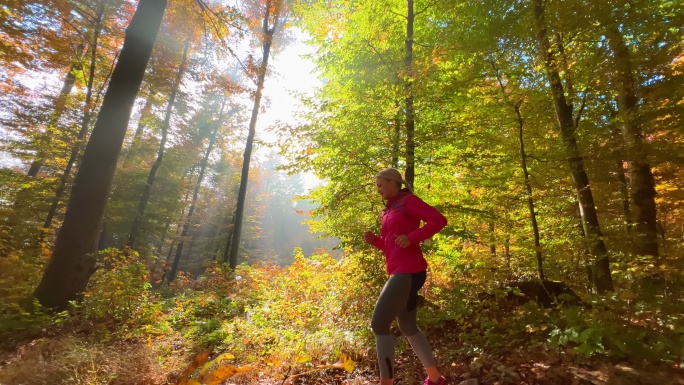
[0,334,186,385]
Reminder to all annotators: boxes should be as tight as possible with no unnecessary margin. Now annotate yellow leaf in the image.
[265,358,280,367]
[341,355,356,373]
[175,351,211,385]
[200,353,236,374]
[205,365,238,385]
[296,355,312,364]
[204,365,254,385]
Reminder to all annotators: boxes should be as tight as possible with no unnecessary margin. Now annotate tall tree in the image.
[41,2,109,236]
[515,100,544,281]
[168,99,227,281]
[27,44,86,177]
[128,40,190,248]
[403,0,416,187]
[531,0,612,292]
[34,0,167,309]
[604,21,659,258]
[228,0,288,267]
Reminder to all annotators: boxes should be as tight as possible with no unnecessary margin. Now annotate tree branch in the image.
[573,88,589,130]
[388,10,406,19]
[94,50,121,108]
[363,39,398,73]
[526,155,551,163]
[59,14,87,40]
[415,0,439,16]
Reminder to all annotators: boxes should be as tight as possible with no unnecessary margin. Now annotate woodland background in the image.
[0,0,683,384]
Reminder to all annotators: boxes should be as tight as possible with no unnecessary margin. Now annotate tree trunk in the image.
[159,239,176,285]
[28,44,86,177]
[133,92,155,140]
[122,90,156,164]
[515,101,544,281]
[34,0,167,310]
[128,40,190,248]
[489,59,544,281]
[97,222,108,251]
[212,208,232,263]
[392,102,401,168]
[40,5,106,236]
[488,221,496,258]
[223,212,236,265]
[504,234,511,281]
[532,0,613,292]
[403,0,415,188]
[149,220,170,282]
[606,24,659,258]
[1,46,86,253]
[168,103,225,281]
[615,159,632,235]
[228,0,283,267]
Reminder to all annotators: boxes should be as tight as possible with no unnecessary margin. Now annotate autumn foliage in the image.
[1,0,684,383]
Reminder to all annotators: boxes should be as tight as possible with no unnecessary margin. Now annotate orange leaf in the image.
[175,351,211,385]
[204,365,254,385]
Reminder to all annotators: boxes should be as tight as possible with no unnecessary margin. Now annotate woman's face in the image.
[376,177,399,200]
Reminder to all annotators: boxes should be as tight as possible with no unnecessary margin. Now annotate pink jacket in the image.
[370,190,447,274]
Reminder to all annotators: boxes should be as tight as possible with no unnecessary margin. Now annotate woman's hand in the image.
[363,231,376,244]
[394,235,411,248]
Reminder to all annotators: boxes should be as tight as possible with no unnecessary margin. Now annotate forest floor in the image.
[2,317,683,385]
[254,319,684,385]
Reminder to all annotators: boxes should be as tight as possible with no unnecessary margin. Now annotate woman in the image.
[363,168,448,385]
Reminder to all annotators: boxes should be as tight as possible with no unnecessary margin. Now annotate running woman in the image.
[363,168,448,385]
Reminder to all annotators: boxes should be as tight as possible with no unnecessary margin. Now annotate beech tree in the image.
[228,0,290,267]
[0,0,678,310]
[128,40,190,248]
[284,0,683,292]
[531,0,613,292]
[168,98,228,281]
[34,0,167,309]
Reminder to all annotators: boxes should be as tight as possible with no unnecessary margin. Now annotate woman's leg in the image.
[371,274,412,383]
[396,272,444,384]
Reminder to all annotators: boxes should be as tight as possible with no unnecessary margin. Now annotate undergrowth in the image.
[1,246,683,384]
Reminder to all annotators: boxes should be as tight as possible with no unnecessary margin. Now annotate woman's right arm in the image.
[364,231,384,251]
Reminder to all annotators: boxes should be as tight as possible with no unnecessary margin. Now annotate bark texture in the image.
[228,0,284,268]
[606,24,659,258]
[532,0,613,292]
[403,0,415,188]
[128,40,190,248]
[34,0,167,309]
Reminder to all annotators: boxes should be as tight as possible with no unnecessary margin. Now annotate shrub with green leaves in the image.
[82,248,155,323]
[215,249,380,365]
[0,251,55,346]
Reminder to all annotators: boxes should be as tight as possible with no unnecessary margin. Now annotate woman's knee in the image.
[371,314,392,335]
[396,314,419,336]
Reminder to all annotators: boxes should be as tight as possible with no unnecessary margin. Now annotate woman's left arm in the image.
[405,195,447,244]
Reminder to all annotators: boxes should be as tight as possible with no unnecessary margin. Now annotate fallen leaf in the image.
[175,351,211,385]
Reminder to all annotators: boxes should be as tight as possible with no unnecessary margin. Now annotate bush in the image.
[82,248,156,323]
[215,249,379,367]
[0,251,55,348]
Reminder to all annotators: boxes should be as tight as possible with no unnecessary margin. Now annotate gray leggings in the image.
[371,272,436,379]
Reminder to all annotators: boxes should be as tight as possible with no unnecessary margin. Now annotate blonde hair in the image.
[376,168,413,193]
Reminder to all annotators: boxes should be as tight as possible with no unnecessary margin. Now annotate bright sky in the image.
[0,27,324,189]
[255,30,322,190]
[257,30,320,133]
